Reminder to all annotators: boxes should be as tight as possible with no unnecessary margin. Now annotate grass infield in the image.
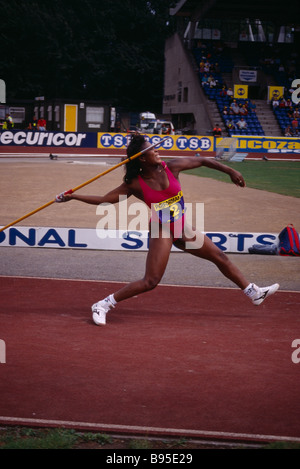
[186,161,300,198]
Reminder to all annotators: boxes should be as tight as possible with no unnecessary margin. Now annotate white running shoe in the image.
[91,298,115,325]
[247,283,280,306]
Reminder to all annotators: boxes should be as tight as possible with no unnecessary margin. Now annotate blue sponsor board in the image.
[1,131,299,154]
[0,130,97,147]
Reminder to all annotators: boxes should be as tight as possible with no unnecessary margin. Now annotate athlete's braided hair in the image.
[123,133,147,184]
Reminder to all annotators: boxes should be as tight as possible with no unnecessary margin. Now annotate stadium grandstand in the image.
[163,0,300,137]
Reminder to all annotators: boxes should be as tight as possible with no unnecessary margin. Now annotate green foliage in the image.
[263,441,300,449]
[0,0,174,110]
[1,426,299,449]
[0,428,78,449]
[0,427,114,449]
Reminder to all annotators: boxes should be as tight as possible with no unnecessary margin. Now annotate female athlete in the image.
[56,133,279,325]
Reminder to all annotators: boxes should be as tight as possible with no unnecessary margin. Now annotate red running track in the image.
[0,276,300,444]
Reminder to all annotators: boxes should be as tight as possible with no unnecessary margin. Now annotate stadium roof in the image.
[170,0,300,25]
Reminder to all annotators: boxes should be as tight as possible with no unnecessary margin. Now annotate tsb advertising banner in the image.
[0,226,278,254]
[97,133,214,152]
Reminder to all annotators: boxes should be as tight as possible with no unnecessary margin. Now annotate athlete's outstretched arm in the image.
[57,183,132,205]
[168,155,246,187]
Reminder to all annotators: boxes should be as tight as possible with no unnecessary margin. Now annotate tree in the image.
[0,0,174,111]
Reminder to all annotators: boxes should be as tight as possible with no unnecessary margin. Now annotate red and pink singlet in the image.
[138,161,185,240]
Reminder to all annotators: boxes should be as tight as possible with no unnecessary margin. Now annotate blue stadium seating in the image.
[193,45,265,136]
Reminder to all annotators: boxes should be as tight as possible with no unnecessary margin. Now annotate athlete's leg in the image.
[174,224,279,304]
[113,229,174,302]
[174,224,249,289]
[92,225,174,324]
